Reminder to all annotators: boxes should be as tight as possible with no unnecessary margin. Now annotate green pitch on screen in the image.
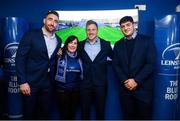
[56,26,124,45]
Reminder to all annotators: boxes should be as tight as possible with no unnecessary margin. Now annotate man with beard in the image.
[15,10,62,119]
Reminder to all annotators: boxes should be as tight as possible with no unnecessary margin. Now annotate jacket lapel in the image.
[129,34,139,71]
[50,36,61,60]
[81,41,93,63]
[122,39,129,66]
[93,39,103,62]
[39,30,49,60]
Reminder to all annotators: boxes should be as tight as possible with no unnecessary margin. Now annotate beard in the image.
[45,24,56,33]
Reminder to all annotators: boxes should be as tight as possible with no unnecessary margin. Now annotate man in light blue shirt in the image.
[84,37,101,61]
[79,20,112,120]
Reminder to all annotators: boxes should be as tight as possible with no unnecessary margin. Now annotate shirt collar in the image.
[86,37,100,45]
[42,27,56,39]
[125,31,137,40]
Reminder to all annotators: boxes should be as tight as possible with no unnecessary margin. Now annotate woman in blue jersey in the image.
[55,35,83,120]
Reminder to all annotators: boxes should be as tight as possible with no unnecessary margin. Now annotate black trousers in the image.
[0,77,6,119]
[0,79,3,119]
[120,94,152,120]
[22,87,52,120]
[80,86,107,120]
[56,89,79,120]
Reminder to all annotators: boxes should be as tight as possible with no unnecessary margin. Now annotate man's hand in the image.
[124,79,137,91]
[57,48,63,56]
[20,83,31,95]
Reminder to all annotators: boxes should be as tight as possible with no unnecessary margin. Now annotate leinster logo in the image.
[4,42,19,72]
[161,43,180,69]
[162,43,180,60]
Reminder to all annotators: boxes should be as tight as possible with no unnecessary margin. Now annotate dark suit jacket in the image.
[112,34,156,104]
[15,29,62,88]
[79,38,112,88]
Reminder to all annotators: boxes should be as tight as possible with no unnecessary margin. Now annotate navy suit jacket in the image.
[79,38,112,88]
[112,34,156,104]
[15,29,62,88]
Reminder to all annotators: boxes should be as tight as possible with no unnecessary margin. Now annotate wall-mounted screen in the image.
[56,9,138,45]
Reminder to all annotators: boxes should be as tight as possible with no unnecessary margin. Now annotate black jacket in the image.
[78,38,112,88]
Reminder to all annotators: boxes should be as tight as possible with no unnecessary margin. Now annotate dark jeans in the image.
[22,87,52,120]
[56,88,79,120]
[80,86,107,120]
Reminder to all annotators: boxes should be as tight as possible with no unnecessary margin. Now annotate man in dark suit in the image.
[78,20,112,120]
[15,10,62,119]
[112,16,156,119]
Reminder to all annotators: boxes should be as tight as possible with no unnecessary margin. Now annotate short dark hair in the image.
[45,10,59,18]
[119,16,134,25]
[86,20,98,29]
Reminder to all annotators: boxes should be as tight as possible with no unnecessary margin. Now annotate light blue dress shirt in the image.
[84,37,101,61]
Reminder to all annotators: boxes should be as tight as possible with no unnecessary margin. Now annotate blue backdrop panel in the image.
[0,67,5,118]
[0,19,3,65]
[2,17,29,119]
[177,73,180,119]
[153,14,180,120]
[176,14,180,119]
[105,64,122,119]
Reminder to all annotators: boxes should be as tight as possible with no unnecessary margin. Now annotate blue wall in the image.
[0,0,178,37]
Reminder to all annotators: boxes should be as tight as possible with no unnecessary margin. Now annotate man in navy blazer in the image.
[78,20,112,120]
[15,10,62,119]
[112,16,156,119]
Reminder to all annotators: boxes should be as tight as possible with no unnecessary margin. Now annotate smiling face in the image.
[120,21,135,38]
[67,38,78,53]
[43,13,59,33]
[86,24,98,42]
